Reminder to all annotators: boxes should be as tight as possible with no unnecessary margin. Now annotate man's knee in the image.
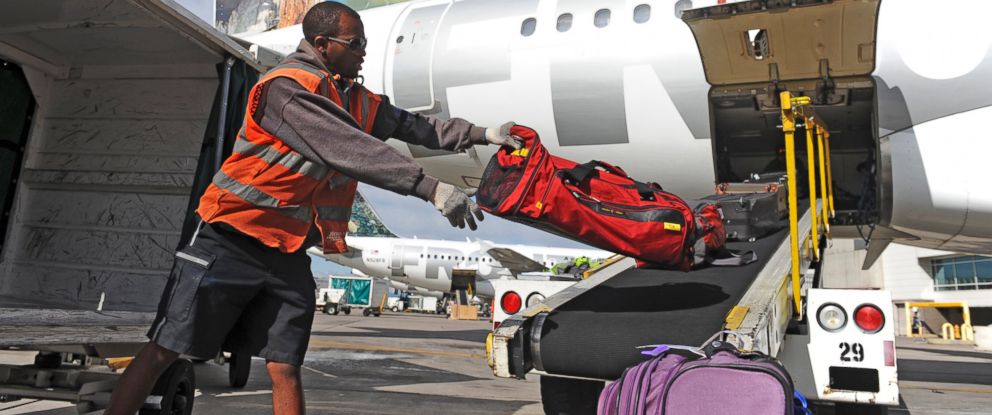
[140,342,180,368]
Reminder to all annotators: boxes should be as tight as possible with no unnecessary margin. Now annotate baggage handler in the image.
[105,3,520,414]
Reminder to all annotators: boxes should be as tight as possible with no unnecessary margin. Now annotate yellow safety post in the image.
[942,322,954,340]
[962,323,975,342]
[815,125,831,235]
[804,116,820,261]
[904,303,912,337]
[781,91,804,314]
[824,133,836,217]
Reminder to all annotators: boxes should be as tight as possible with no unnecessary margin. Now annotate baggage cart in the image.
[322,276,388,317]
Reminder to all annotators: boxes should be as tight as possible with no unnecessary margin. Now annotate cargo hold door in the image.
[680,0,881,86]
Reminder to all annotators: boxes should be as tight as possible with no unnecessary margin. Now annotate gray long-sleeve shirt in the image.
[254,40,487,200]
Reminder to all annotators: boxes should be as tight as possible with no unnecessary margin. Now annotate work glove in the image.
[485,121,523,149]
[431,182,484,230]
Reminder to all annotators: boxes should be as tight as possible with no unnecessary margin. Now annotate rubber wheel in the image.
[373,311,381,317]
[140,359,195,415]
[321,295,332,314]
[540,375,603,415]
[391,306,398,312]
[363,308,372,317]
[324,304,336,315]
[343,307,351,315]
[228,352,251,388]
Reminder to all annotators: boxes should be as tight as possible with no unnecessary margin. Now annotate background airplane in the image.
[245,0,992,264]
[310,191,610,298]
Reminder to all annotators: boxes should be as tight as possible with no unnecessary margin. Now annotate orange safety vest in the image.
[198,61,382,254]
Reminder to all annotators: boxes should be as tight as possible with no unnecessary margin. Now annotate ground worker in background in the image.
[551,256,601,278]
[105,3,520,414]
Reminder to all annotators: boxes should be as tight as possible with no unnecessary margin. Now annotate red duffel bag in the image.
[477,126,684,270]
[477,125,755,270]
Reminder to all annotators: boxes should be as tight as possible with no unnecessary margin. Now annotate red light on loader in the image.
[501,291,522,315]
[854,304,884,333]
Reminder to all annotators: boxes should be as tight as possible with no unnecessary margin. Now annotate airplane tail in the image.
[348,189,399,238]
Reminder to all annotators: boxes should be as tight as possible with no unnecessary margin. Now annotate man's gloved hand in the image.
[431,182,484,230]
[485,121,523,149]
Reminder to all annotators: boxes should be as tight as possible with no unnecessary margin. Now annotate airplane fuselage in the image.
[247,0,992,253]
[322,236,608,296]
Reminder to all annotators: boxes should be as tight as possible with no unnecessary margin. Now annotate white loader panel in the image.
[807,289,899,405]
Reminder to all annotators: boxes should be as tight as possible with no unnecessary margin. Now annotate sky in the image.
[309,183,592,279]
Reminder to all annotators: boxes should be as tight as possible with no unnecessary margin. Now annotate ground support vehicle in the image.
[321,276,388,317]
[406,295,440,314]
[490,3,898,412]
[0,0,272,410]
[317,285,346,314]
[387,296,405,312]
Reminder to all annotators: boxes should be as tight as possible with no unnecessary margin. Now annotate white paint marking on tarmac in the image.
[215,390,273,398]
[374,379,542,402]
[302,364,338,378]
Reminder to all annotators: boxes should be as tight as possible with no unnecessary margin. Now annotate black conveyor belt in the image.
[538,229,789,380]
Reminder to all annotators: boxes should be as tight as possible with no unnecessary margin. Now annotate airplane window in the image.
[557,13,573,32]
[594,9,611,28]
[634,4,651,24]
[521,17,536,37]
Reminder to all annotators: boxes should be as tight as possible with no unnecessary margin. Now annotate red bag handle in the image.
[562,160,629,183]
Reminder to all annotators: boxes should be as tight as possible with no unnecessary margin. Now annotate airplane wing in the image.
[486,248,547,275]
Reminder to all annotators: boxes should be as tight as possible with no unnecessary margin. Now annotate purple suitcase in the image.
[598,340,794,415]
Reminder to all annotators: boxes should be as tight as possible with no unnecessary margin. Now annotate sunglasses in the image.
[322,34,367,51]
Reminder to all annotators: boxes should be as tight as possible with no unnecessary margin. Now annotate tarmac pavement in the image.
[1,313,990,414]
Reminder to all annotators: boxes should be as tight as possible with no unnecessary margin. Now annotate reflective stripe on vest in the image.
[232,133,329,179]
[212,170,312,221]
[316,206,352,221]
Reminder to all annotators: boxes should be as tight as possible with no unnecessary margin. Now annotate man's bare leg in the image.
[105,342,179,415]
[267,360,305,415]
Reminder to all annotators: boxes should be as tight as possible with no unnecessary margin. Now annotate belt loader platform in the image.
[491,214,807,381]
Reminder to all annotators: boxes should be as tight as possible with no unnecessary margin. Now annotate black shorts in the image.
[147,222,316,366]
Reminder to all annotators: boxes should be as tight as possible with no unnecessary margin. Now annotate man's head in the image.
[303,2,366,79]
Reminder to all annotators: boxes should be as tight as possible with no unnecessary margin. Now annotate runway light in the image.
[817,303,847,332]
[501,291,522,315]
[855,304,884,333]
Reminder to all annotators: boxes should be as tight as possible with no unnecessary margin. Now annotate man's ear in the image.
[313,36,328,52]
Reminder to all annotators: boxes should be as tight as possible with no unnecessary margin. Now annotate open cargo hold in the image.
[0,0,267,410]
[689,0,883,227]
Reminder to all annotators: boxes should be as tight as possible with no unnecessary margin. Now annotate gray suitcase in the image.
[704,183,788,241]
